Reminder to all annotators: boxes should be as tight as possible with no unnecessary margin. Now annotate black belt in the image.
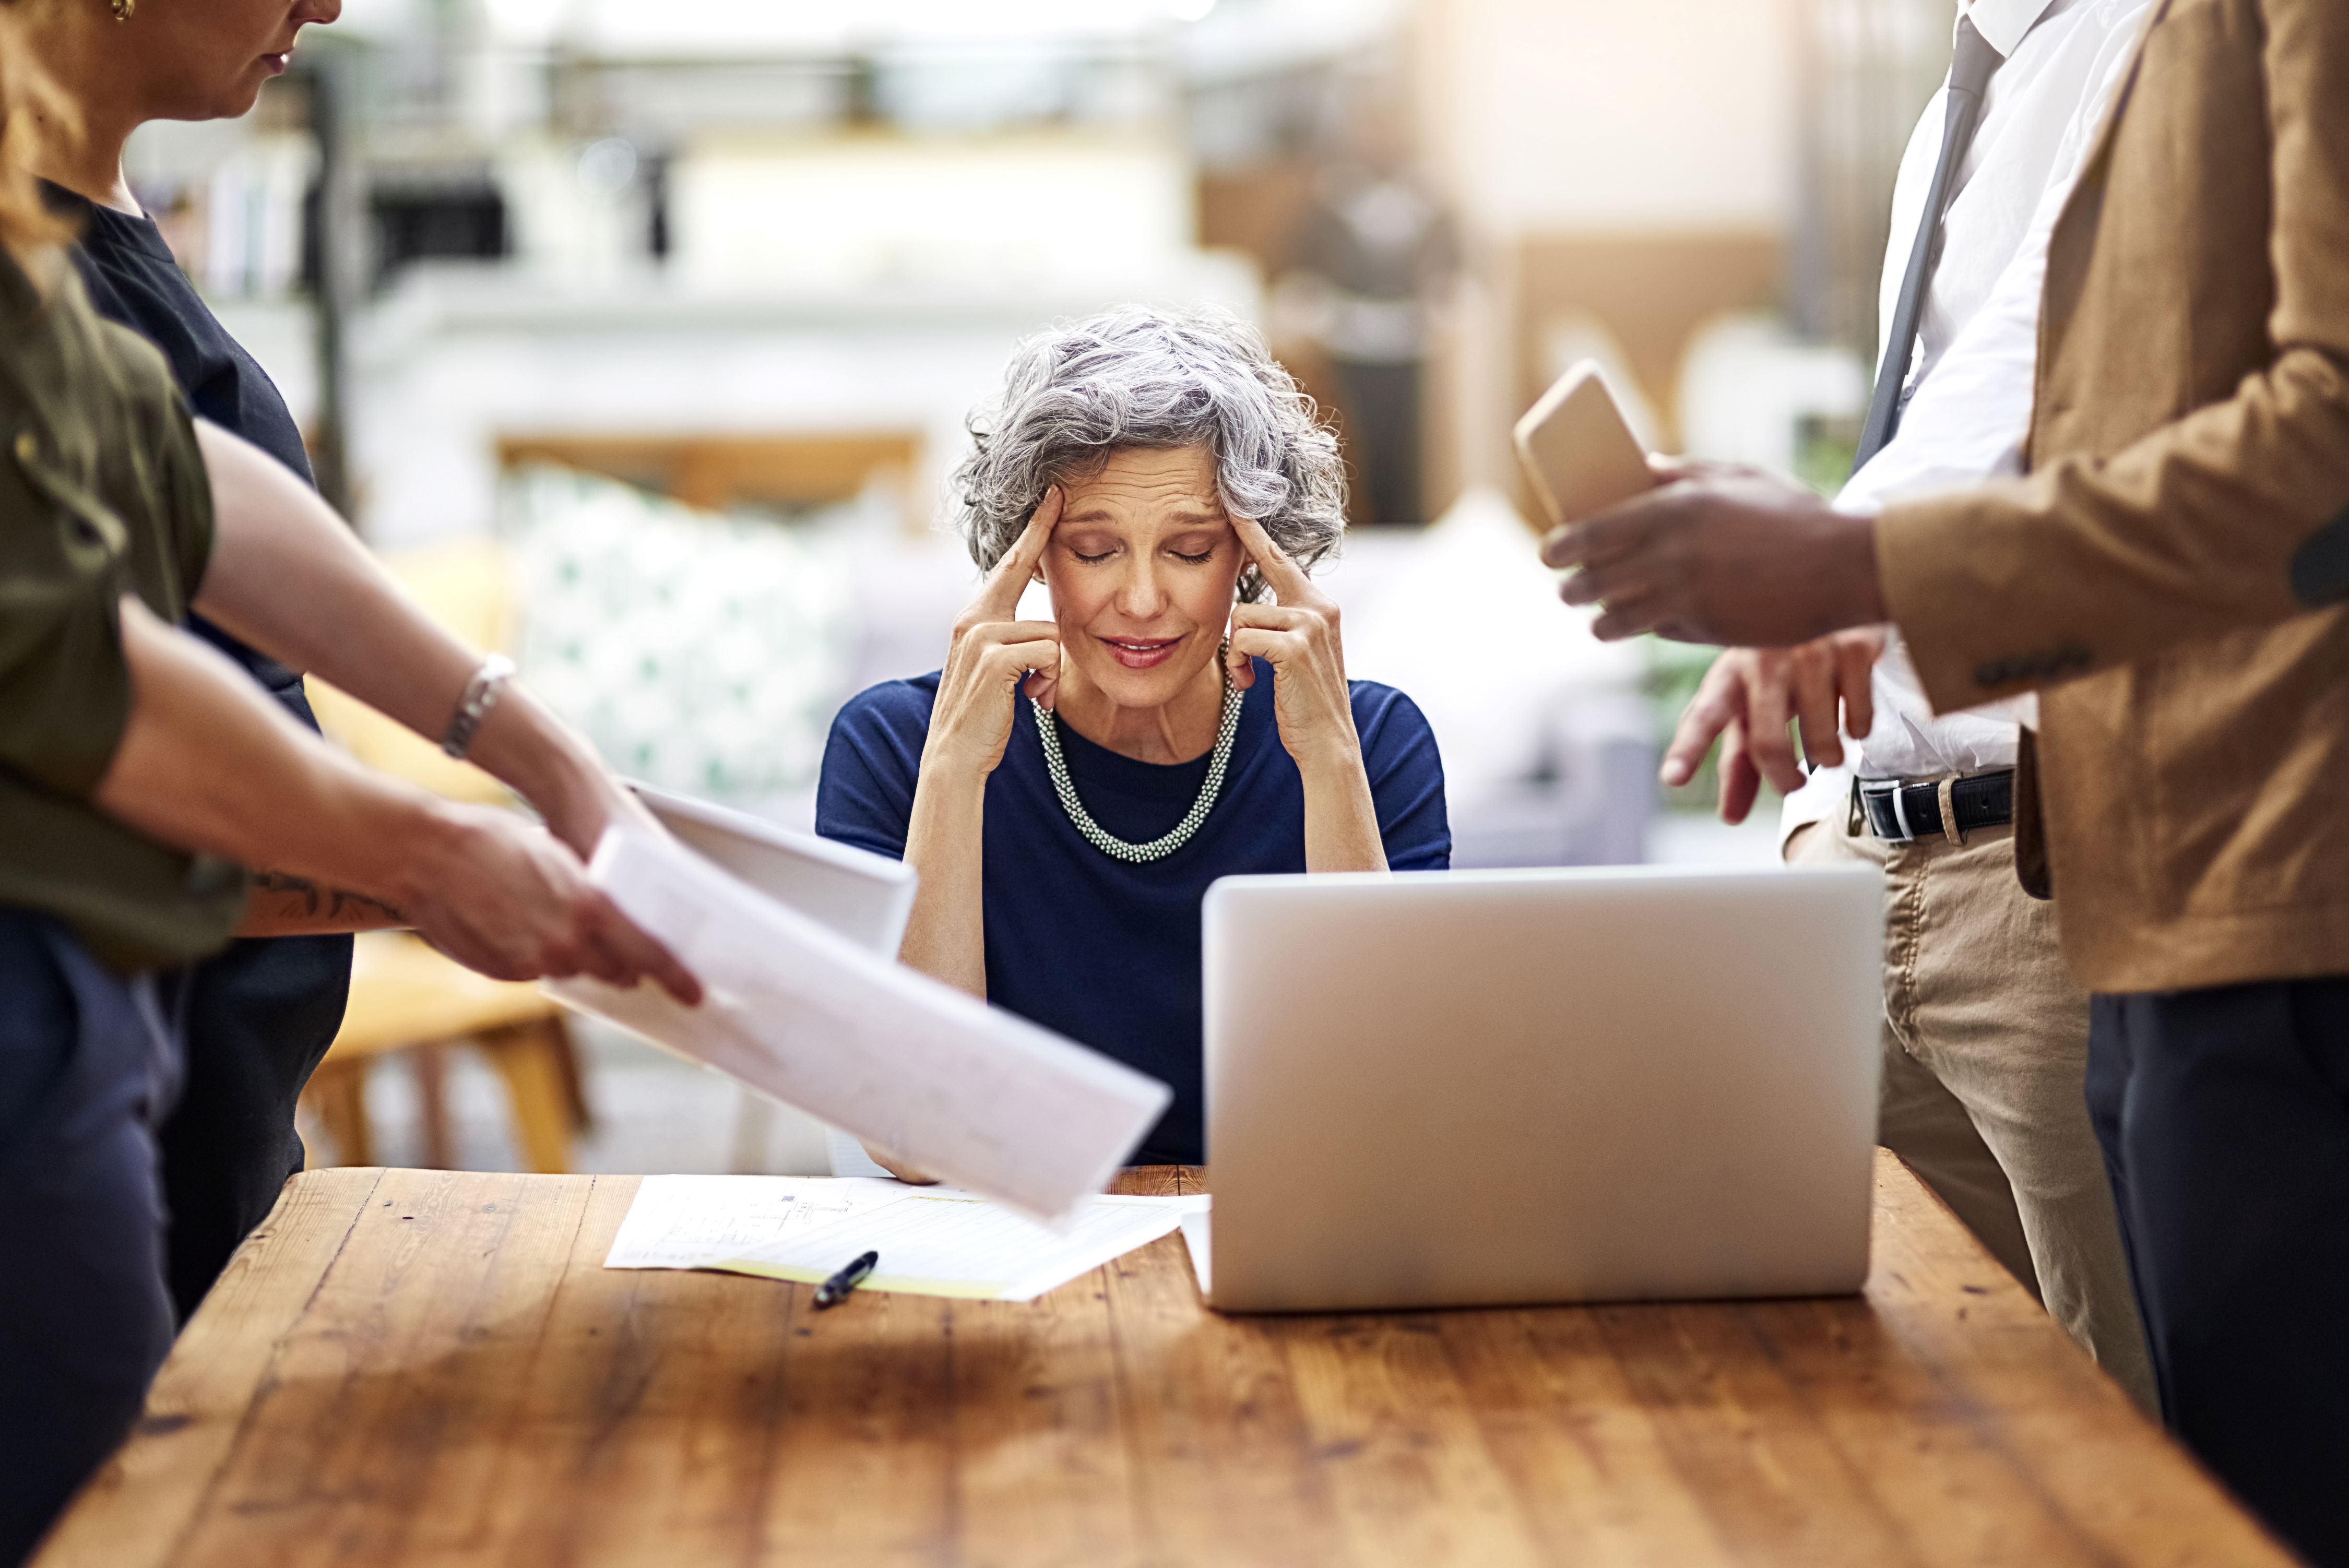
[1854,769,2015,844]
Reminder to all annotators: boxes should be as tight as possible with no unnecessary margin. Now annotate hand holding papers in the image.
[607,1175,1203,1303]
[551,826,1171,1223]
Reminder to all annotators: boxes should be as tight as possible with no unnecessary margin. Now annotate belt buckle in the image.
[1857,779,1916,844]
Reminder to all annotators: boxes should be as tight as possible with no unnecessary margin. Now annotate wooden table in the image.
[36,1157,2287,1567]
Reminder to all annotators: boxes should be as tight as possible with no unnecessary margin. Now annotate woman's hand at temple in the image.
[1225,513,1358,770]
[1225,515,1387,872]
[897,488,1066,1018]
[872,498,1067,1183]
[923,488,1065,779]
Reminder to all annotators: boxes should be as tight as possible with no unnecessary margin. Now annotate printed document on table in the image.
[603,1175,909,1270]
[604,1175,1203,1302]
[550,827,1171,1225]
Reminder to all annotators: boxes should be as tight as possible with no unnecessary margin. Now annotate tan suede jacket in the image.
[1876,0,2349,994]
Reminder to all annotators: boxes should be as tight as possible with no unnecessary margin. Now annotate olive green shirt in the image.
[0,244,245,972]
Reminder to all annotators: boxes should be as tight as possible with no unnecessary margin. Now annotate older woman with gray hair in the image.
[818,305,1449,1166]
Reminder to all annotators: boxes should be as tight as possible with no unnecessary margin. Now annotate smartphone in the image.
[1512,361,1657,528]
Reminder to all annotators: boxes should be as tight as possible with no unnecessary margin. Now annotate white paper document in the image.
[602,1174,908,1270]
[552,828,1171,1223]
[606,1174,1202,1303]
[1180,1207,1214,1297]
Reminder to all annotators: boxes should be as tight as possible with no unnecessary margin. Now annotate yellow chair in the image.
[305,933,585,1173]
[299,538,589,1173]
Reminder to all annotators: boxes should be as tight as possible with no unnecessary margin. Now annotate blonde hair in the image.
[0,9,73,257]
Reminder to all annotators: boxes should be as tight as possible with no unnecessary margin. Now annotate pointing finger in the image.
[980,486,1063,618]
[1661,659,1746,788]
[1229,512,1319,605]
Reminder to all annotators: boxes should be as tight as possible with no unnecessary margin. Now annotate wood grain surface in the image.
[34,1156,2290,1568]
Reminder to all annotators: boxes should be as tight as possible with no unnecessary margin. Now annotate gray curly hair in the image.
[951,304,1347,603]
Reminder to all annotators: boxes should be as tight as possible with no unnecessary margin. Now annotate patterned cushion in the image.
[500,464,856,809]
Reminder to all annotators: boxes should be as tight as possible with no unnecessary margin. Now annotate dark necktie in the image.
[1852,16,2004,471]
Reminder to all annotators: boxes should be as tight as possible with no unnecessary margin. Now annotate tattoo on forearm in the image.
[253,872,405,924]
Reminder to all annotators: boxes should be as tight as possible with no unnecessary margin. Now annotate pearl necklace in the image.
[1031,652,1243,864]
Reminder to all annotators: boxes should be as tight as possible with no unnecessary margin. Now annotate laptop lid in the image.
[1203,864,1883,1313]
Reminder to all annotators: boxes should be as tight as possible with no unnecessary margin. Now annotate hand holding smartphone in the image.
[1512,361,1656,529]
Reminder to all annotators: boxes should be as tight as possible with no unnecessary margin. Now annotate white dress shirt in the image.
[1782,0,2153,838]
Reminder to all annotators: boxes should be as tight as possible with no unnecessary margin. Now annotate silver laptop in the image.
[1201,864,1884,1313]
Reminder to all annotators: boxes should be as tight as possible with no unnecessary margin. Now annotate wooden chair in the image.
[304,933,589,1173]
[301,540,588,1173]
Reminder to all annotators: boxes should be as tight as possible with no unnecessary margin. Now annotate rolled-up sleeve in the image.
[0,457,136,799]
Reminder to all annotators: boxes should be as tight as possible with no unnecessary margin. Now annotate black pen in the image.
[812,1250,879,1310]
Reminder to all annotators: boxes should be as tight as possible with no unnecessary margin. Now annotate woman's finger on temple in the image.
[1230,513,1319,603]
[1015,485,1064,565]
[980,487,1063,615]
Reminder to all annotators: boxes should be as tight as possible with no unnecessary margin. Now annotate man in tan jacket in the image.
[1545,3,2349,1562]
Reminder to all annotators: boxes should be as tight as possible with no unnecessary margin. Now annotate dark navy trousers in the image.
[0,908,180,1567]
[2087,978,2349,1568]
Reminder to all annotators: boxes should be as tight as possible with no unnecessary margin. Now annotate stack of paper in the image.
[607,1175,1203,1303]
[553,827,1171,1224]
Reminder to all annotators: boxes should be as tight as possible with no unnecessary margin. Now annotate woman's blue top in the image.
[816,659,1450,1163]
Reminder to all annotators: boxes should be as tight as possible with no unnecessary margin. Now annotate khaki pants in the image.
[1793,811,2156,1413]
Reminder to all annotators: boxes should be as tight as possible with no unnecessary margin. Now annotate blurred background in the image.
[147,0,1955,1175]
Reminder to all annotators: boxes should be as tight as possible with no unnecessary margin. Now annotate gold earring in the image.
[111,0,134,20]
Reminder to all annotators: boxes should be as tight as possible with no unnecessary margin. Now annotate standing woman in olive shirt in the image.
[9,0,358,1320]
[0,85,697,1561]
